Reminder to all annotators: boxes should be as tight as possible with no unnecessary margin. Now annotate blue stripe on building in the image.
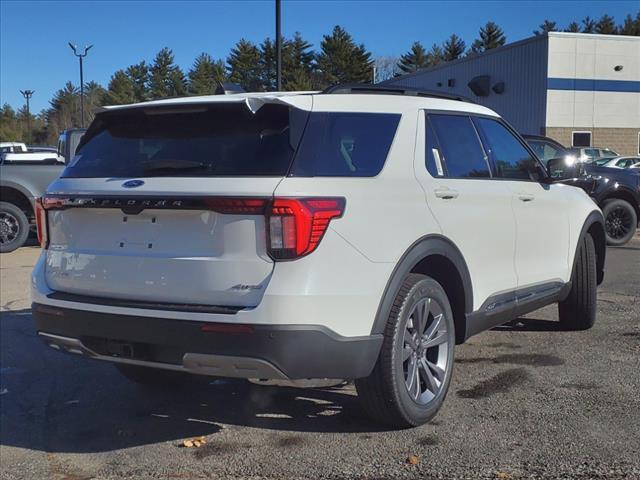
[547,78,640,93]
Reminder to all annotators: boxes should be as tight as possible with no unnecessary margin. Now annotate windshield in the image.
[526,140,567,165]
[63,104,308,178]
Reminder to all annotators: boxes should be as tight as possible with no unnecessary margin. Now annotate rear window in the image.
[63,104,308,178]
[290,112,400,177]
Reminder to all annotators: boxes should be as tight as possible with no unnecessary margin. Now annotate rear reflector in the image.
[267,198,345,260]
[200,323,255,334]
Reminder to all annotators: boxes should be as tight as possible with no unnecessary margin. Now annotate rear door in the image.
[414,112,518,310]
[44,99,310,307]
[472,117,570,287]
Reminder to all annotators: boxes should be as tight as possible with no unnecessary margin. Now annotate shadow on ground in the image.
[0,308,388,455]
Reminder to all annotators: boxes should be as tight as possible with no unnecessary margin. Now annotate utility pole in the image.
[20,89,34,137]
[68,42,93,128]
[275,0,282,91]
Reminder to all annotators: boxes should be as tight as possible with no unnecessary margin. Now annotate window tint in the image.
[428,114,490,178]
[527,140,566,164]
[290,112,400,177]
[425,119,445,177]
[63,104,307,178]
[474,118,540,180]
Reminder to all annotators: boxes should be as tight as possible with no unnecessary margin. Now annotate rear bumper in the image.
[33,303,383,380]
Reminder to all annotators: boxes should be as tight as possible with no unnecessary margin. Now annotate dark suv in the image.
[524,135,639,246]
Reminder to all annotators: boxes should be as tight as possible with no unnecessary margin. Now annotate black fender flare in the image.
[370,235,473,336]
[573,210,606,287]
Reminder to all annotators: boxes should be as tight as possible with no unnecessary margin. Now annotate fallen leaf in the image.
[496,472,513,480]
[183,440,194,448]
[407,455,419,465]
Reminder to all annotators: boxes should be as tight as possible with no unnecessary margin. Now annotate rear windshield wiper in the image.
[141,159,209,173]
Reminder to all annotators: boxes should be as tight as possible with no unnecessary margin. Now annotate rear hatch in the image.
[43,97,310,308]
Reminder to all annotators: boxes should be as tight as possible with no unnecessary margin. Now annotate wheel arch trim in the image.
[370,234,473,336]
[574,210,606,287]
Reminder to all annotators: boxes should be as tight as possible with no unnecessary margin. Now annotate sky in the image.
[1,0,637,112]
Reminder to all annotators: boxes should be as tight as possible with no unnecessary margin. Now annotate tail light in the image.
[35,198,47,248]
[267,198,345,260]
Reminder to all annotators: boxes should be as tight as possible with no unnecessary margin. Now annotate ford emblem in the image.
[122,179,144,188]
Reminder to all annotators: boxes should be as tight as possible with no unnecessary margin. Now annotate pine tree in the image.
[442,34,466,61]
[595,14,617,34]
[534,20,557,35]
[259,38,277,91]
[188,53,226,95]
[581,16,596,33]
[470,21,506,54]
[227,39,262,91]
[105,70,136,105]
[426,44,444,67]
[397,42,429,73]
[149,48,185,99]
[83,81,107,124]
[565,22,581,33]
[619,12,640,36]
[283,32,314,90]
[126,61,149,102]
[316,25,373,86]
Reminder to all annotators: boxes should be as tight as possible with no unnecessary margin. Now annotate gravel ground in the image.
[1,235,639,480]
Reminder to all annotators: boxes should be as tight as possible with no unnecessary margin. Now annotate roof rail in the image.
[322,83,472,103]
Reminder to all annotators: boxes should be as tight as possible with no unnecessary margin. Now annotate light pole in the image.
[68,42,93,127]
[275,0,282,91]
[20,89,34,137]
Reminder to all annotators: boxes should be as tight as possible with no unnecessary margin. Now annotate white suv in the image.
[32,85,606,427]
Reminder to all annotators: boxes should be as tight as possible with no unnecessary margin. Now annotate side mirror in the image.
[547,155,584,180]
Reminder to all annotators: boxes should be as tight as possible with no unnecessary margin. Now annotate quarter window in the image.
[474,117,540,180]
[428,114,490,178]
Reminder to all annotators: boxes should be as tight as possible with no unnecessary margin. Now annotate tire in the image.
[602,198,637,246]
[0,202,30,253]
[355,274,455,428]
[115,364,188,387]
[558,233,597,330]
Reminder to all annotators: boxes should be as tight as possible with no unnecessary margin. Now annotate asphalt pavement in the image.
[1,235,639,479]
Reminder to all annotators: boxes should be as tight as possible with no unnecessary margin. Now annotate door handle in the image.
[434,188,459,200]
[518,193,535,202]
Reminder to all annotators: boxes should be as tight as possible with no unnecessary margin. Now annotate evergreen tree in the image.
[259,38,278,91]
[581,16,596,33]
[283,32,315,90]
[619,12,640,35]
[442,34,466,61]
[149,48,185,99]
[227,39,262,91]
[83,81,107,124]
[534,20,557,35]
[105,70,136,105]
[316,25,373,86]
[470,21,506,54]
[426,43,444,67]
[188,53,226,95]
[595,14,617,34]
[126,61,149,102]
[398,42,429,73]
[565,22,581,32]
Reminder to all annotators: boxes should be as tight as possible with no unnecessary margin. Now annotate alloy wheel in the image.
[606,206,633,240]
[401,297,450,405]
[0,212,19,245]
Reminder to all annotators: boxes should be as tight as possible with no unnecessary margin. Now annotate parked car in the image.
[0,142,28,153]
[0,129,85,252]
[600,156,640,169]
[524,135,639,246]
[566,147,618,163]
[33,85,606,427]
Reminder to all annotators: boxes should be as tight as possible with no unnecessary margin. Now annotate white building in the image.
[384,32,640,155]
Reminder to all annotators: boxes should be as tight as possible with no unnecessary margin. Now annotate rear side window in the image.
[290,112,400,177]
[428,114,490,178]
[63,104,307,178]
[474,117,540,180]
